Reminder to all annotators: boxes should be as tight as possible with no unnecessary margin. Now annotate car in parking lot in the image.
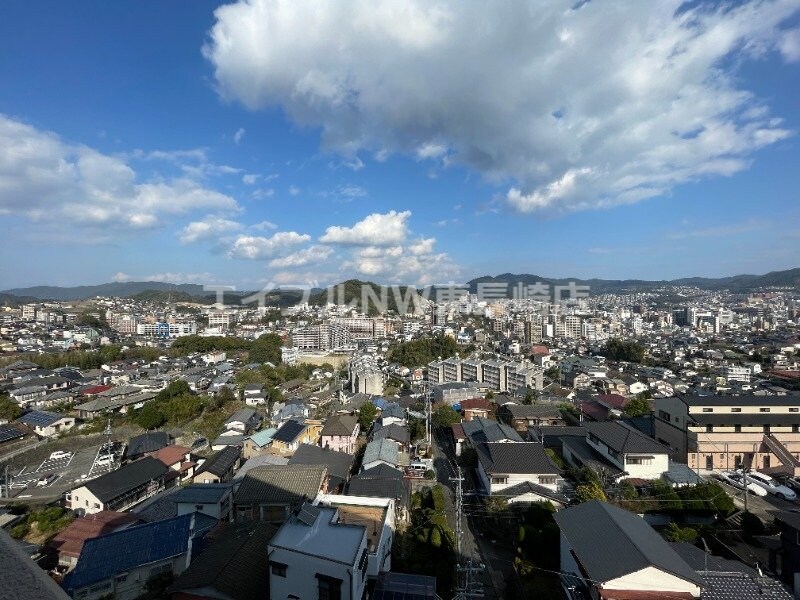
[95,454,115,466]
[49,451,72,461]
[191,438,208,450]
[36,474,59,487]
[715,471,769,496]
[744,470,797,501]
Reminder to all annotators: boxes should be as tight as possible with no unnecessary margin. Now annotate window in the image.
[791,408,799,413]
[658,410,671,421]
[702,408,713,413]
[760,408,770,413]
[731,408,742,413]
[270,562,287,577]
[627,457,653,466]
[317,574,343,600]
[538,476,557,485]
[358,548,369,575]
[491,477,508,485]
[588,433,599,445]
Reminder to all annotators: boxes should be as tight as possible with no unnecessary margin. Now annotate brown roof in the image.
[451,423,466,441]
[460,398,492,411]
[49,511,141,558]
[148,445,190,467]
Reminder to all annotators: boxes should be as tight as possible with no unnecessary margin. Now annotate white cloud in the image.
[204,0,798,213]
[268,245,333,267]
[289,185,300,196]
[228,231,310,259]
[0,115,240,231]
[251,220,278,231]
[180,216,243,243]
[252,188,275,200]
[242,173,260,185]
[111,271,214,284]
[234,127,246,144]
[338,184,367,199]
[320,210,411,246]
[344,236,457,284]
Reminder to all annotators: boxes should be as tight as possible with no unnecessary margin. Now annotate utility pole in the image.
[451,466,484,599]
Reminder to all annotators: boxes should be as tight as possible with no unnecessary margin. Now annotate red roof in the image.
[149,445,190,467]
[597,394,628,410]
[460,398,492,411]
[80,385,112,396]
[49,511,140,557]
[580,400,609,422]
[530,345,550,356]
[451,423,466,440]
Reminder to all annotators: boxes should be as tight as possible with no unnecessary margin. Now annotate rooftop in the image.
[270,504,365,566]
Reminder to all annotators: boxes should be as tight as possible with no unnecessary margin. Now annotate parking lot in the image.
[1,443,122,504]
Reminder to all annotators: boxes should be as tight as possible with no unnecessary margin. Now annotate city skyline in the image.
[2,1,800,289]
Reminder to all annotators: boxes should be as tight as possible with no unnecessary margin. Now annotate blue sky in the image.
[1,0,799,290]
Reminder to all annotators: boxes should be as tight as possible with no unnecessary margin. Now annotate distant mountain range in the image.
[465,268,800,295]
[1,267,798,304]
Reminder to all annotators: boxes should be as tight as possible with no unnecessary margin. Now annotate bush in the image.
[664,522,698,543]
[424,469,435,480]
[575,482,607,503]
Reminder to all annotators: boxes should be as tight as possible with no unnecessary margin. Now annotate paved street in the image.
[432,426,509,599]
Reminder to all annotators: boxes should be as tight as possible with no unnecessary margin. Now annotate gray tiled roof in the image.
[553,501,704,587]
[476,442,559,475]
[462,417,522,443]
[289,444,353,488]
[372,423,410,444]
[196,446,240,478]
[234,465,326,505]
[169,522,279,600]
[0,529,70,600]
[320,414,358,437]
[503,403,563,418]
[84,457,168,503]
[584,421,667,454]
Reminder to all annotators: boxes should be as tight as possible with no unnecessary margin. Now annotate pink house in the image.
[320,414,360,453]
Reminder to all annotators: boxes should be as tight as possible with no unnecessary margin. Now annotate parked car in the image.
[742,470,797,501]
[716,471,768,497]
[36,474,58,487]
[191,438,208,450]
[49,451,72,461]
[780,477,800,493]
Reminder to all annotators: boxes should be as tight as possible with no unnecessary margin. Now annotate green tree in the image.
[358,402,378,432]
[431,405,460,428]
[575,482,607,503]
[623,395,652,417]
[0,394,22,421]
[651,480,683,511]
[602,338,646,363]
[214,386,237,409]
[387,333,461,367]
[663,523,698,543]
[133,402,167,430]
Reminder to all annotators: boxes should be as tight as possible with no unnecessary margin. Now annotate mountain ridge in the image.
[2,267,798,302]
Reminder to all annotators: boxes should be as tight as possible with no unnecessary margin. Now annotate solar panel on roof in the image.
[0,425,23,443]
[19,411,60,427]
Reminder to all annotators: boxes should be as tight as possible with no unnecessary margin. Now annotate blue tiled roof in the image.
[63,514,195,592]
[249,428,277,447]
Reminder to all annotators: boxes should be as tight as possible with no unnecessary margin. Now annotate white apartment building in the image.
[207,311,236,329]
[722,364,751,383]
[136,321,196,338]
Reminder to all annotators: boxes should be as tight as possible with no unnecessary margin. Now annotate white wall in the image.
[603,566,700,597]
[623,453,669,480]
[269,540,367,600]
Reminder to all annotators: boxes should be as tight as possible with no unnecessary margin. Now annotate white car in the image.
[743,470,797,501]
[49,451,72,461]
[717,471,768,497]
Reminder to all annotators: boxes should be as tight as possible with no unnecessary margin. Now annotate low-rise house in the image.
[16,410,75,437]
[149,445,195,483]
[193,446,241,484]
[361,439,410,472]
[554,500,705,599]
[371,423,410,448]
[475,441,564,495]
[319,414,360,453]
[174,483,234,521]
[378,402,406,427]
[496,403,565,433]
[67,457,168,514]
[168,521,278,600]
[460,398,493,421]
[268,504,373,600]
[125,432,172,461]
[316,494,395,579]
[461,416,523,446]
[242,428,277,459]
[62,513,215,600]
[270,419,322,455]
[581,421,670,480]
[500,480,571,509]
[347,464,409,519]
[48,511,141,572]
[224,408,261,434]
[234,465,328,523]
[289,443,354,492]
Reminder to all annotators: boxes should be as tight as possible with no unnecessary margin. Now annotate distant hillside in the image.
[0,281,208,301]
[309,279,423,315]
[466,268,800,296]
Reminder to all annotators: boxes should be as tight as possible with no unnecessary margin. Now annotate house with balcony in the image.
[320,414,360,453]
[475,441,564,495]
[573,421,670,481]
[67,457,168,515]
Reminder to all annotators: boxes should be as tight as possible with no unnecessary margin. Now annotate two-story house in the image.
[475,441,564,495]
[270,419,322,455]
[319,414,360,453]
[575,421,670,480]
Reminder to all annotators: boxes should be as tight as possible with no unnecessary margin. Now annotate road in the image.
[432,426,507,599]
